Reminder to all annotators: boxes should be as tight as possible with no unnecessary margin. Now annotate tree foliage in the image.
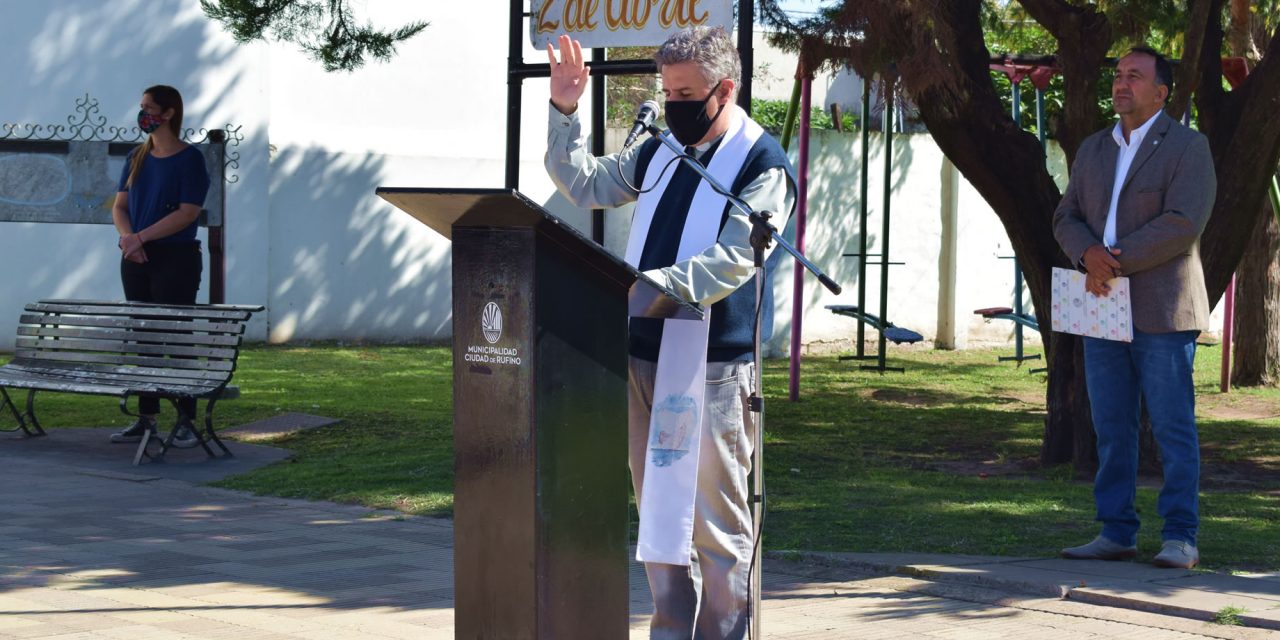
[200,0,428,72]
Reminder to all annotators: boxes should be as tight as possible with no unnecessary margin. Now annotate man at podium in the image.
[545,27,796,640]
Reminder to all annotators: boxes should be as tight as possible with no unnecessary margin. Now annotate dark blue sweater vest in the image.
[629,130,795,362]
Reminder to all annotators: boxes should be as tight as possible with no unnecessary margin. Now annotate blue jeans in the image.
[1083,330,1200,547]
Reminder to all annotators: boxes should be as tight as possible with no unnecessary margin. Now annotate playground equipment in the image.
[832,76,923,374]
[782,70,922,378]
[974,305,1040,333]
[780,63,921,397]
[787,64,813,400]
[976,58,1058,368]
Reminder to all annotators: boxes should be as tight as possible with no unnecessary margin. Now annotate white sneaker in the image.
[1152,540,1199,569]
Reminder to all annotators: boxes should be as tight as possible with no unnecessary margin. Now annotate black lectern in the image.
[376,187,699,639]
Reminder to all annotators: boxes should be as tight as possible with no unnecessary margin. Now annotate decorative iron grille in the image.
[1,94,243,183]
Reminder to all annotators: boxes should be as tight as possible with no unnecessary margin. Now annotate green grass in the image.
[764,347,1280,571]
[1211,605,1247,626]
[7,342,1278,571]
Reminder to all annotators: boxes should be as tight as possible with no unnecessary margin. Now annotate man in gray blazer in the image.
[1053,46,1216,569]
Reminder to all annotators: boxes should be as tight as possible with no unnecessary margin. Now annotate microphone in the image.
[623,100,660,148]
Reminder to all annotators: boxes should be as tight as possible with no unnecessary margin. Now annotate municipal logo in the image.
[481,302,503,344]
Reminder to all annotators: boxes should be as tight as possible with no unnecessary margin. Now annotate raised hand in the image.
[547,34,590,115]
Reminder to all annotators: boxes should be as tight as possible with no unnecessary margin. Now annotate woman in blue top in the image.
[109,85,211,447]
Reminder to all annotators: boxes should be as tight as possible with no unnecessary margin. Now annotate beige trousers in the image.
[628,357,756,640]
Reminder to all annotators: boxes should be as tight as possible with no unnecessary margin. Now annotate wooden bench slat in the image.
[28,301,254,321]
[0,368,222,396]
[13,349,235,373]
[3,359,232,383]
[18,326,241,350]
[17,325,242,347]
[0,376,219,399]
[2,361,227,390]
[16,336,239,361]
[39,298,263,313]
[20,313,245,335]
[0,371,132,396]
[2,366,227,395]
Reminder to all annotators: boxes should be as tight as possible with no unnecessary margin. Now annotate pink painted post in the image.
[1220,274,1236,393]
[789,73,813,402]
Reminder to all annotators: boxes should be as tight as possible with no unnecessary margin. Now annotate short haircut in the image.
[1125,46,1174,101]
[653,26,741,91]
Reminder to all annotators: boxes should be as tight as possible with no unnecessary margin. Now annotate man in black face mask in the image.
[545,26,796,640]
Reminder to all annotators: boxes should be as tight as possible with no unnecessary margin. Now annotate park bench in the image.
[0,299,263,465]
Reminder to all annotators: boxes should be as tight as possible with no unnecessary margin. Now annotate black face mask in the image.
[665,80,727,147]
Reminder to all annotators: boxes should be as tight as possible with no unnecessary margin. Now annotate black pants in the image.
[120,242,202,418]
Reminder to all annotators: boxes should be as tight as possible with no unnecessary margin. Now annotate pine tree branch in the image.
[201,0,427,71]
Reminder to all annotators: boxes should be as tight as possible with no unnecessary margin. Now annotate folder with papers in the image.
[1050,267,1133,342]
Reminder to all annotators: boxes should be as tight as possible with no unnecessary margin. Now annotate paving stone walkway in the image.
[0,430,1275,639]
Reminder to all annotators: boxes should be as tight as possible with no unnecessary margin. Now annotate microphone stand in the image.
[643,125,842,640]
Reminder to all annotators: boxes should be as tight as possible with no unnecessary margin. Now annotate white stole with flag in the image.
[625,105,762,565]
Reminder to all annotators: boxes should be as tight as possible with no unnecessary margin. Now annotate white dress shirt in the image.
[1103,110,1163,246]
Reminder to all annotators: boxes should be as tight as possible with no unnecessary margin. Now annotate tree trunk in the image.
[1229,0,1261,61]
[1231,207,1280,386]
[1224,0,1280,389]
[1009,0,1111,468]
[1043,332,1095,471]
[1196,19,1280,303]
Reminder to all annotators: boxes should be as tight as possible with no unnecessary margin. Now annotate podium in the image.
[376,187,699,639]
